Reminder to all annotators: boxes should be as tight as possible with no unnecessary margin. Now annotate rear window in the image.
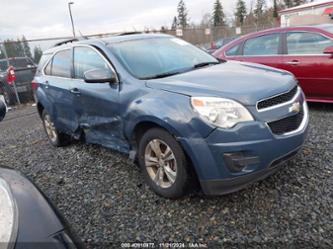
[8,58,34,69]
[0,61,7,71]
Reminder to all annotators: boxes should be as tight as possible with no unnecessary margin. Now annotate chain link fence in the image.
[0,23,278,107]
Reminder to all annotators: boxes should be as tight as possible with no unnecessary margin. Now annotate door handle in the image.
[286,60,300,65]
[69,88,81,95]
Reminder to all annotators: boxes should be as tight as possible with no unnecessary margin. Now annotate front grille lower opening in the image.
[267,108,304,135]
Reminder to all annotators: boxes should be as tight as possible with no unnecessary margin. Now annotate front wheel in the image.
[42,110,71,147]
[138,128,192,198]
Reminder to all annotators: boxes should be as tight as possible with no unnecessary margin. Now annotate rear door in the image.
[42,49,78,133]
[280,31,333,100]
[238,33,284,68]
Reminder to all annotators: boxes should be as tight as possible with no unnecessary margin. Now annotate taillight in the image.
[31,80,38,90]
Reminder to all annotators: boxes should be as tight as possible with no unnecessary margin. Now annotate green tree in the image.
[171,16,178,30]
[177,0,189,29]
[284,0,307,8]
[284,0,293,8]
[21,36,32,58]
[16,39,25,57]
[212,0,225,26]
[33,46,43,63]
[273,0,278,18]
[3,40,18,58]
[293,0,306,6]
[235,0,247,25]
[254,0,266,23]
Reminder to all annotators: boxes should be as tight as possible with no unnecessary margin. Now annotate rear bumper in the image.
[200,149,299,195]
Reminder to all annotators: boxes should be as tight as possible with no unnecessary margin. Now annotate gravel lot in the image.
[0,104,332,248]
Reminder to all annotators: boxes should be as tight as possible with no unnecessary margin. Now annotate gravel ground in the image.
[0,103,332,248]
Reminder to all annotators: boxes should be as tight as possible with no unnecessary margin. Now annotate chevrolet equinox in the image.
[34,34,309,198]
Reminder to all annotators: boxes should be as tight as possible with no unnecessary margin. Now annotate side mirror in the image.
[84,68,117,84]
[0,99,6,122]
[323,46,333,56]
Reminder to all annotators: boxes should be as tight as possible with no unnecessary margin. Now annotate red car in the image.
[213,24,333,103]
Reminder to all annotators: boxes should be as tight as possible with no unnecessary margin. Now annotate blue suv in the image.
[34,34,309,198]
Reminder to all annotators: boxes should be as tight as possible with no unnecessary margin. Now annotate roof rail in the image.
[117,32,143,36]
[53,38,80,47]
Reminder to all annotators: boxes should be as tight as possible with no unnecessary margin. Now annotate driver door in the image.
[71,46,128,152]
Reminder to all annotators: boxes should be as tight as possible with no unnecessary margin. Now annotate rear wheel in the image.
[42,110,71,147]
[138,128,192,198]
[0,85,16,106]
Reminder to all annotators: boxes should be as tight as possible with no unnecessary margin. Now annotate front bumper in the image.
[200,148,299,195]
[179,101,309,196]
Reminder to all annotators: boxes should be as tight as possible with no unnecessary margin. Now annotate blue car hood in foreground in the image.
[146,61,296,106]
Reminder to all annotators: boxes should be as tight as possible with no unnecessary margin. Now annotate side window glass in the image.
[225,44,240,56]
[287,32,333,55]
[243,34,280,56]
[74,47,111,79]
[44,60,52,75]
[51,50,71,78]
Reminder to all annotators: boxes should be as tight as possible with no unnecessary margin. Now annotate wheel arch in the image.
[128,118,200,187]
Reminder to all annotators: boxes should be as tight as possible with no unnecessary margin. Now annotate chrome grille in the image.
[257,86,298,110]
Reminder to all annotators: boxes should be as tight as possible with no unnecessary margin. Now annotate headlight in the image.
[191,97,254,129]
[0,178,18,248]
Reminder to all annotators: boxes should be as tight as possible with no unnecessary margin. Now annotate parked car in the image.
[0,96,6,121]
[0,57,37,105]
[0,98,80,249]
[206,36,238,54]
[213,24,333,103]
[34,34,308,198]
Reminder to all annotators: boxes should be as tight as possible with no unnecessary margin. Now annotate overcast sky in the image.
[0,0,264,40]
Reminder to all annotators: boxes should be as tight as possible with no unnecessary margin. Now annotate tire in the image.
[138,128,192,198]
[0,85,16,106]
[42,110,71,147]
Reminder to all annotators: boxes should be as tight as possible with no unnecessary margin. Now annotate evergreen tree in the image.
[212,0,225,26]
[284,0,294,8]
[284,0,307,8]
[254,0,266,22]
[177,0,189,29]
[293,0,306,6]
[14,39,24,57]
[21,36,32,58]
[3,40,17,58]
[171,16,178,30]
[33,46,43,63]
[235,0,247,25]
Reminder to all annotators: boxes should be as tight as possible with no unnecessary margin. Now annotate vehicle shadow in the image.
[307,102,333,111]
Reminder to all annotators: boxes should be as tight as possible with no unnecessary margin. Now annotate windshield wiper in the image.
[141,67,192,80]
[193,61,221,69]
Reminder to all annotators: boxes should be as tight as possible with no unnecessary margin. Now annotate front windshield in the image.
[109,37,218,79]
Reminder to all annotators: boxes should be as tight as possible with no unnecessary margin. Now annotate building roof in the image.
[279,0,333,14]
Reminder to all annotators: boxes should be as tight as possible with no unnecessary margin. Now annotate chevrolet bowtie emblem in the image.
[289,102,301,113]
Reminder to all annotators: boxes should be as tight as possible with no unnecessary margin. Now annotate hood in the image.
[146,61,296,106]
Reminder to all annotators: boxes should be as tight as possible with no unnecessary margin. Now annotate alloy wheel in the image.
[43,114,58,143]
[144,139,177,188]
